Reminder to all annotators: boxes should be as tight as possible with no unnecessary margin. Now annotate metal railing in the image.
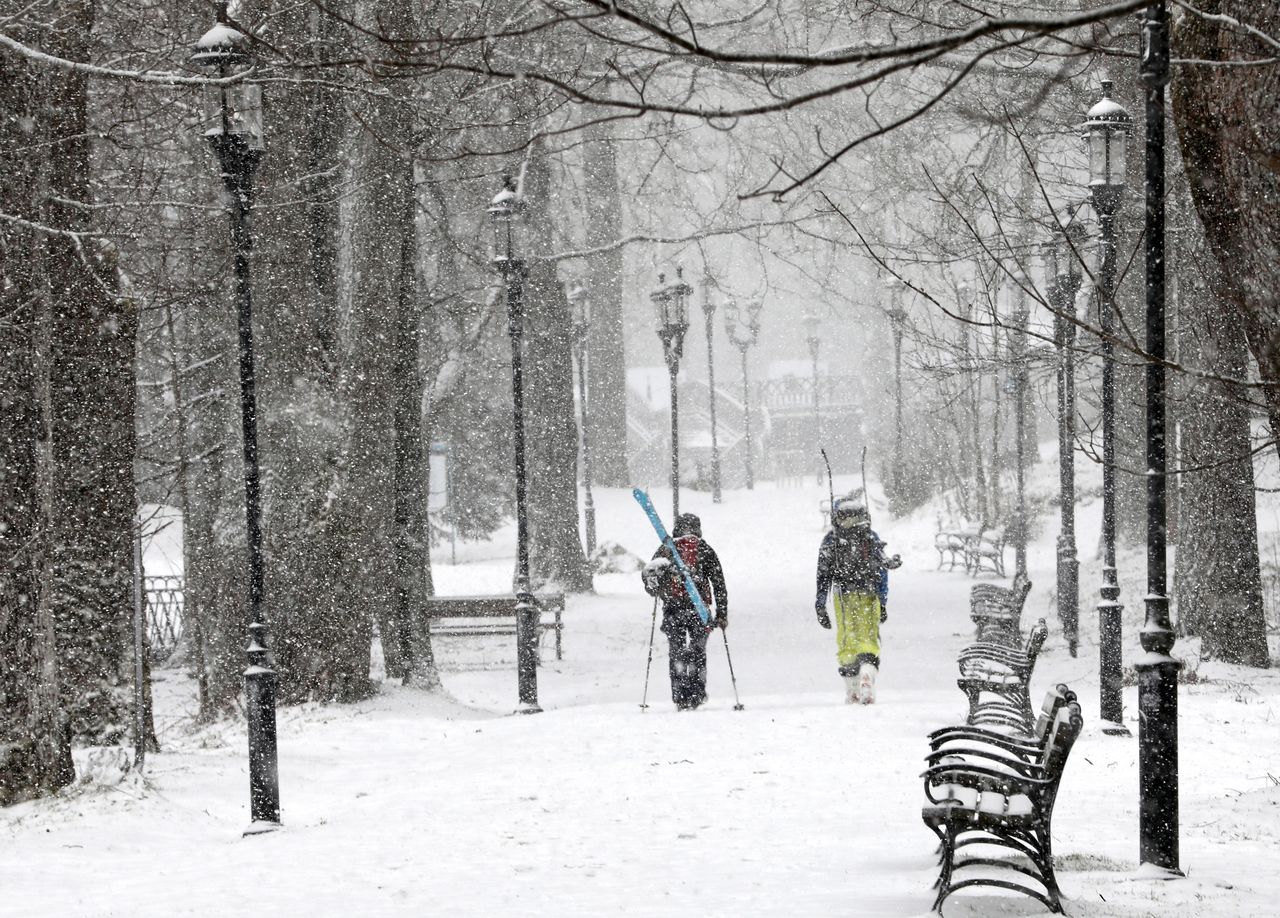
[144,574,185,661]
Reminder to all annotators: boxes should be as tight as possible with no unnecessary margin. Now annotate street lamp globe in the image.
[652,270,691,332]
[192,14,263,153]
[488,177,526,268]
[567,281,590,334]
[1084,80,1131,215]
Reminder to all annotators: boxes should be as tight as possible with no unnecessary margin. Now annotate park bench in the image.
[420,593,566,661]
[927,684,1077,769]
[956,620,1049,734]
[921,699,1084,914]
[963,523,1008,577]
[969,572,1031,645]
[934,527,970,571]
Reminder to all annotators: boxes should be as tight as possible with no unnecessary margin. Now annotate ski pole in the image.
[640,597,658,710]
[720,629,745,711]
[820,448,835,526]
[861,445,871,527]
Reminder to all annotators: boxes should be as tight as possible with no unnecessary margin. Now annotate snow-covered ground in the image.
[5,457,1279,917]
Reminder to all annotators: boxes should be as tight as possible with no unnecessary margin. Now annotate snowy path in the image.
[3,480,1279,917]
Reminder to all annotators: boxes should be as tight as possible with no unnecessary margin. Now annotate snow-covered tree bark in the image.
[523,143,592,592]
[1173,207,1270,667]
[1173,2,1280,465]
[581,120,629,486]
[0,43,75,803]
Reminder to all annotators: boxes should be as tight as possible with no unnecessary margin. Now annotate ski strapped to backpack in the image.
[632,488,712,625]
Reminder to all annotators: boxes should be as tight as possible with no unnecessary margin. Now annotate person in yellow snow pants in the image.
[833,589,881,675]
[814,497,900,704]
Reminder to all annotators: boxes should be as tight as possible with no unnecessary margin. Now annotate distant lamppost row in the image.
[488,177,540,714]
[1012,281,1030,579]
[804,315,822,483]
[886,280,908,513]
[567,283,597,555]
[1136,0,1181,874]
[1085,79,1132,735]
[1049,227,1085,657]
[725,299,763,490]
[701,274,723,503]
[192,7,279,832]
[652,268,693,520]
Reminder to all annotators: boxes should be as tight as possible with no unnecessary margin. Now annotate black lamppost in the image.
[700,274,723,503]
[1085,79,1132,735]
[1136,0,1180,873]
[652,269,692,520]
[1048,228,1084,658]
[804,315,822,474]
[193,8,279,833]
[567,283,597,555]
[886,281,908,513]
[489,177,540,714]
[1011,280,1030,579]
[725,299,763,489]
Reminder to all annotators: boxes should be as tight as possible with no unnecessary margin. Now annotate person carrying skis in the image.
[814,497,901,704]
[641,513,728,710]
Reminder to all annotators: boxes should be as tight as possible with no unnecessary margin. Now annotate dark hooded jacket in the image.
[643,514,728,629]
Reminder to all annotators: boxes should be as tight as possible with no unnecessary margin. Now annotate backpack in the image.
[667,535,704,602]
[833,528,880,591]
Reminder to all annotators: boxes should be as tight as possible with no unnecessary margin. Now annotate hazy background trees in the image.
[3,0,1275,804]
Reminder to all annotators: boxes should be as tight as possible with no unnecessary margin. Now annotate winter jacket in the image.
[815,527,890,609]
[644,535,728,629]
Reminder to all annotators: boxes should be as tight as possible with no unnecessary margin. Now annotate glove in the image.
[816,608,831,629]
[715,613,728,631]
[642,558,671,596]
[884,554,903,570]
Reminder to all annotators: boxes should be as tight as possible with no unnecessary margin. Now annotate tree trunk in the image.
[1172,2,1280,465]
[581,120,629,486]
[523,143,593,592]
[1173,212,1270,667]
[0,41,75,802]
[43,0,136,745]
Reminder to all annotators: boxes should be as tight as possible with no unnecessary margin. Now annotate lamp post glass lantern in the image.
[567,282,597,555]
[724,299,762,490]
[652,269,692,520]
[193,7,279,832]
[488,177,540,713]
[1085,80,1132,735]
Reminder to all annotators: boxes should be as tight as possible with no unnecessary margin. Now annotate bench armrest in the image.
[922,762,1049,801]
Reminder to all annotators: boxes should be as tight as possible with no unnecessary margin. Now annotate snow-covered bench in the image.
[969,572,1031,645]
[921,698,1083,913]
[963,524,1007,577]
[420,593,565,661]
[927,683,1077,767]
[956,619,1049,734]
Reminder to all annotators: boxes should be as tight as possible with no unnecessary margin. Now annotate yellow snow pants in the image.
[834,590,881,674]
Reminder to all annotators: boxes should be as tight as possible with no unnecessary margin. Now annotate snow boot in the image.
[858,664,878,705]
[843,675,859,705]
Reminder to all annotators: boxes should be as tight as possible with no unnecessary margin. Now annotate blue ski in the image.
[632,488,712,624]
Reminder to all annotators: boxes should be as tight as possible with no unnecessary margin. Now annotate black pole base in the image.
[243,819,282,837]
[1137,654,1181,873]
[514,593,541,713]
